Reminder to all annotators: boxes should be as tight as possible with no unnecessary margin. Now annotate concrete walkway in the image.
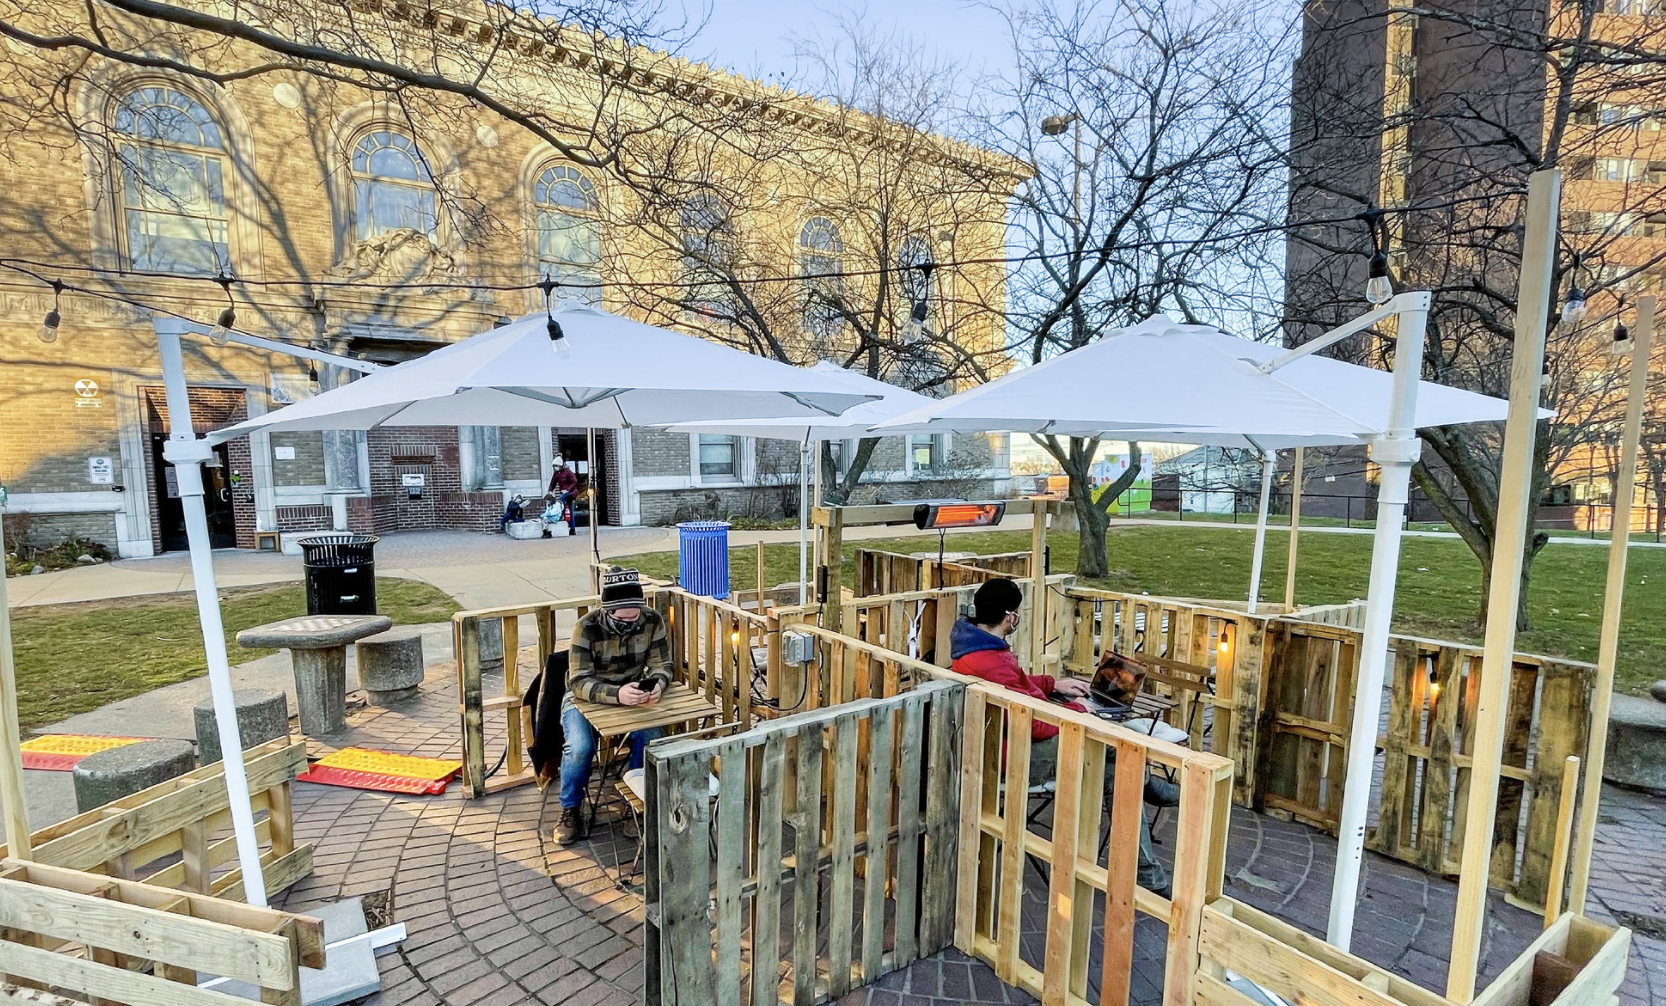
[3,519,1038,610]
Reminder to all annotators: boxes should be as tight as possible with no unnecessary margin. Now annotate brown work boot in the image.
[556,806,587,845]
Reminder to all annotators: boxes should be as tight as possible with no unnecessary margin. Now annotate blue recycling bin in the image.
[678,521,731,599]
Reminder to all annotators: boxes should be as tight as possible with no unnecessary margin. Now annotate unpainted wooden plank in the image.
[1420,646,1464,873]
[715,740,746,1006]
[459,618,486,797]
[827,714,860,998]
[894,692,926,966]
[1069,734,1107,1000]
[1370,642,1420,858]
[0,938,261,1006]
[862,701,895,981]
[1490,661,1541,885]
[1518,664,1591,907]
[953,688,987,953]
[750,732,787,1006]
[1162,759,1219,1006]
[921,683,964,954]
[1101,739,1146,1006]
[791,722,824,1006]
[655,751,717,1005]
[994,705,1034,985]
[1041,722,1086,1006]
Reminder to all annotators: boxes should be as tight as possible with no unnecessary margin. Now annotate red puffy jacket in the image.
[949,617,1078,741]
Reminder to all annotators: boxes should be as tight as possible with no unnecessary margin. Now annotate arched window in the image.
[112,86,231,274]
[681,193,733,314]
[534,164,601,304]
[351,131,437,240]
[800,217,845,344]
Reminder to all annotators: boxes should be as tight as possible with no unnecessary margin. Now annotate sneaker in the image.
[556,806,587,845]
[1143,777,1180,808]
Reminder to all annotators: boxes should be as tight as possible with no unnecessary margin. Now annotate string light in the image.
[1357,209,1392,305]
[541,277,571,359]
[37,279,63,344]
[209,274,236,346]
[1612,320,1633,357]
[1562,255,1587,326]
[903,261,934,341]
[308,362,320,383]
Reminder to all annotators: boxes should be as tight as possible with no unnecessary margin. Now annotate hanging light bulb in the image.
[1366,250,1393,305]
[1562,254,1586,326]
[1611,320,1633,356]
[308,362,320,383]
[37,280,64,344]
[541,277,572,358]
[1357,208,1393,305]
[210,275,236,346]
[1562,283,1587,326]
[904,298,928,341]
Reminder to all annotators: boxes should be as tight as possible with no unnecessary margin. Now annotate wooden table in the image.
[569,683,724,740]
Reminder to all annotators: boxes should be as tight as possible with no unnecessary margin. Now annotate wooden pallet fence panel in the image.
[654,747,717,1005]
[1516,660,1593,906]
[921,682,963,954]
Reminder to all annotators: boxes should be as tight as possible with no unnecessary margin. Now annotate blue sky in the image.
[666,0,1016,88]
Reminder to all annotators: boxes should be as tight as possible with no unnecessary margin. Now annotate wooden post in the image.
[823,507,845,634]
[756,542,766,613]
[1569,295,1653,914]
[0,514,32,858]
[1543,755,1581,930]
[1029,498,1048,671]
[1446,168,1559,1003]
[1284,447,1305,611]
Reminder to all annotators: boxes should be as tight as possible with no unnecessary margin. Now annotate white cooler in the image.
[506,521,544,540]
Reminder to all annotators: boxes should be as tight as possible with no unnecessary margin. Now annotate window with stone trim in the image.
[534,164,601,303]
[800,216,845,347]
[698,434,738,479]
[681,193,734,315]
[112,86,232,275]
[351,130,438,240]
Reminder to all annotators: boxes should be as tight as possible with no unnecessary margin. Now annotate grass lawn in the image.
[7,578,459,731]
[617,524,1664,697]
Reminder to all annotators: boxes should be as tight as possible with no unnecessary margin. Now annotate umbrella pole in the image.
[812,444,824,574]
[1568,295,1653,913]
[1284,448,1304,610]
[157,327,268,907]
[0,513,33,858]
[1446,168,1559,1002]
[587,427,600,589]
[1247,453,1275,614]
[1325,295,1431,950]
[799,437,810,605]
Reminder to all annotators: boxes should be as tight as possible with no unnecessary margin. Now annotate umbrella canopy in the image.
[660,361,936,440]
[873,315,1523,446]
[211,301,878,443]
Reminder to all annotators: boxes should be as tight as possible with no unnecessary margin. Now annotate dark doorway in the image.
[152,435,237,551]
[556,430,611,526]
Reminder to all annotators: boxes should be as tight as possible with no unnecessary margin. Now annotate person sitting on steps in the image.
[949,577,1176,896]
[555,567,672,845]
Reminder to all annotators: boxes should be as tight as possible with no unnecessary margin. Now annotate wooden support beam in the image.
[1569,295,1653,913]
[1447,168,1559,1003]
[0,516,31,858]
[823,507,845,634]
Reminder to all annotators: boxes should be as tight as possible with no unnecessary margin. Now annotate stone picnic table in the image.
[238,614,391,736]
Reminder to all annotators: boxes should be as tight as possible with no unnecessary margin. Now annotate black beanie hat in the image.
[601,567,646,610]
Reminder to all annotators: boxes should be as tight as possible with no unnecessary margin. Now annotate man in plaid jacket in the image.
[555,567,673,844]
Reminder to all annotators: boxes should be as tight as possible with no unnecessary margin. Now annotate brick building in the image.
[0,5,1019,556]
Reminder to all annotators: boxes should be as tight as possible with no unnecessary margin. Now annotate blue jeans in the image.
[559,698,664,810]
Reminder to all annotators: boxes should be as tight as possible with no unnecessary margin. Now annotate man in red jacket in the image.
[951,577,1170,895]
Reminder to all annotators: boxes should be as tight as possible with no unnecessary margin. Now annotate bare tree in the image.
[608,15,1020,503]
[1287,0,1666,628]
[969,0,1294,578]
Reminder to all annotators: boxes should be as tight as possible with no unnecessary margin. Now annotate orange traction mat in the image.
[295,765,454,795]
[19,735,149,772]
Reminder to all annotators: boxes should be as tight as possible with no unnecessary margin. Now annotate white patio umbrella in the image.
[659,361,936,602]
[875,303,1537,950]
[213,301,880,569]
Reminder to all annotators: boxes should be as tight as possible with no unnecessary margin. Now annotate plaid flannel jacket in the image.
[567,607,673,704]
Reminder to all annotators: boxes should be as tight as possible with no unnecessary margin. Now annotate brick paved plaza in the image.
[271,653,1666,1006]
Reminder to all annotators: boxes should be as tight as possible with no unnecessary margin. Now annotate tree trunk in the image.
[1071,470,1111,578]
[821,437,880,505]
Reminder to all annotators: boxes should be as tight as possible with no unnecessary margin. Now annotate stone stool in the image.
[194,689,290,764]
[1605,693,1666,793]
[356,628,425,705]
[72,739,196,813]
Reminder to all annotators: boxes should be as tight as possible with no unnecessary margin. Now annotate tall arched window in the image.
[681,193,733,314]
[351,131,437,240]
[534,164,601,303]
[800,217,844,345]
[113,86,231,274]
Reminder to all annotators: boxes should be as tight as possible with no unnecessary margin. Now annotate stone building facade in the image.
[0,5,1019,554]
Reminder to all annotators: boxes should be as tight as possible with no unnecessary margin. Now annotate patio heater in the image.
[154,318,378,906]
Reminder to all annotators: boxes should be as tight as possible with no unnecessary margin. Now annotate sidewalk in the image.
[3,518,1040,610]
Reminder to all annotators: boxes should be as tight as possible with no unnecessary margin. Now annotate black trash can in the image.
[299,534,379,615]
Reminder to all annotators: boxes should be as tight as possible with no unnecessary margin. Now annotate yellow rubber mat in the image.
[312,747,463,781]
[20,735,148,771]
